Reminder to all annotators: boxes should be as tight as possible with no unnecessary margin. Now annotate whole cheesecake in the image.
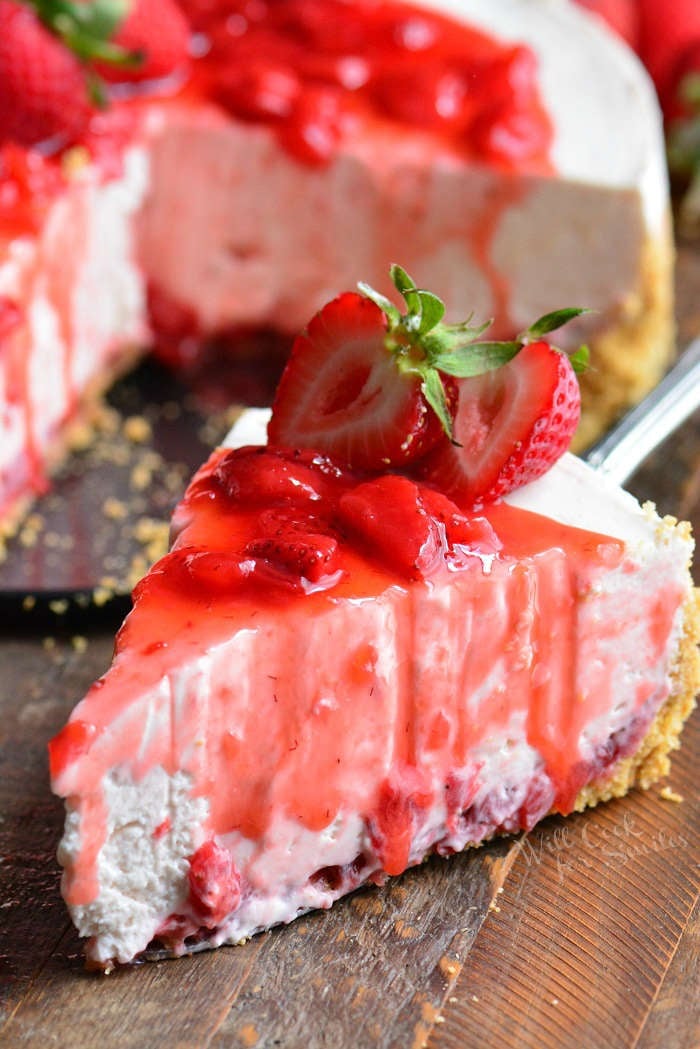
[0,0,674,530]
[49,407,699,969]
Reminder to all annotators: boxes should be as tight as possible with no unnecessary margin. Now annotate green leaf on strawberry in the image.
[356,265,587,442]
[521,306,591,341]
[569,344,590,374]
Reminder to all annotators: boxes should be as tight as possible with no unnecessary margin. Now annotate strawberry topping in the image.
[269,265,585,504]
[337,475,445,581]
[418,339,581,507]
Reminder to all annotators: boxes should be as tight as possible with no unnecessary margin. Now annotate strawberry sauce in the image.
[185,0,554,171]
[49,446,685,909]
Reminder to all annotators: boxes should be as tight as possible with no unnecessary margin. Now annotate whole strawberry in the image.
[93,0,191,83]
[0,0,94,147]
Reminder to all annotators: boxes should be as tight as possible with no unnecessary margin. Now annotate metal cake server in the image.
[584,336,700,483]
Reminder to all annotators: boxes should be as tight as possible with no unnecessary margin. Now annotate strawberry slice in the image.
[417,339,581,507]
[268,291,444,471]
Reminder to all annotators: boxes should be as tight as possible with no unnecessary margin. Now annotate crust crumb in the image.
[659,786,683,803]
[102,497,128,521]
[122,415,153,444]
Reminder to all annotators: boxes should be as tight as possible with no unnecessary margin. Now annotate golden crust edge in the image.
[573,221,676,452]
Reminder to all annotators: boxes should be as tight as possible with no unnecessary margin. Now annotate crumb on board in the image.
[102,497,128,521]
[93,584,115,607]
[122,415,153,444]
[22,595,36,611]
[71,636,88,654]
[438,956,462,979]
[49,599,69,616]
[659,786,683,803]
[42,637,56,651]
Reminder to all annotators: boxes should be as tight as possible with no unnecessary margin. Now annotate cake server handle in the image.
[584,336,700,485]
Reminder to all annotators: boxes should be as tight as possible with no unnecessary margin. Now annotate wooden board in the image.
[0,249,699,1049]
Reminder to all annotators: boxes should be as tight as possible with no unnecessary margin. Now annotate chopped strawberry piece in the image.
[277,84,346,166]
[138,549,249,602]
[419,487,502,554]
[246,529,340,583]
[188,840,241,928]
[417,340,580,507]
[336,474,445,580]
[213,59,301,122]
[268,292,452,471]
[209,446,343,507]
[0,1,95,147]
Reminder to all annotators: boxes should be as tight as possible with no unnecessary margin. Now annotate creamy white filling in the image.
[61,768,208,965]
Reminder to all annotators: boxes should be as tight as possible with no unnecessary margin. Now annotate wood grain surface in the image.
[0,248,699,1049]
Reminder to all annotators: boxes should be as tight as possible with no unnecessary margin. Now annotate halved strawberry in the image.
[268,291,442,471]
[417,339,581,507]
[268,269,473,472]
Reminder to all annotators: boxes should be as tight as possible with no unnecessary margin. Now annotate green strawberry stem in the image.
[359,264,589,444]
[22,0,142,74]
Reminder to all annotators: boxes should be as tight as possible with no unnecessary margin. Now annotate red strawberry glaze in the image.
[187,0,554,172]
[49,446,686,909]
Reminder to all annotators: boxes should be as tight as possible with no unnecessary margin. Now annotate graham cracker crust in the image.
[573,222,676,452]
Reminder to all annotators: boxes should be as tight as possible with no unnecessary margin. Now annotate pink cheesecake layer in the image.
[49,447,688,963]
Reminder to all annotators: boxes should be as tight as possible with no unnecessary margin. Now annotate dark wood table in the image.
[0,245,698,1049]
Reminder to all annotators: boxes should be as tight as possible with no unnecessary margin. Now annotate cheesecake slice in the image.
[49,403,699,969]
[0,0,674,529]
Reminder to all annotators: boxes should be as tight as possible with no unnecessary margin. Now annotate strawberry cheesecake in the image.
[0,0,674,532]
[49,272,699,970]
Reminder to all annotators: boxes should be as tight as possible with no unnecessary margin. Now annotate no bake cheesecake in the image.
[49,273,699,970]
[0,0,675,530]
